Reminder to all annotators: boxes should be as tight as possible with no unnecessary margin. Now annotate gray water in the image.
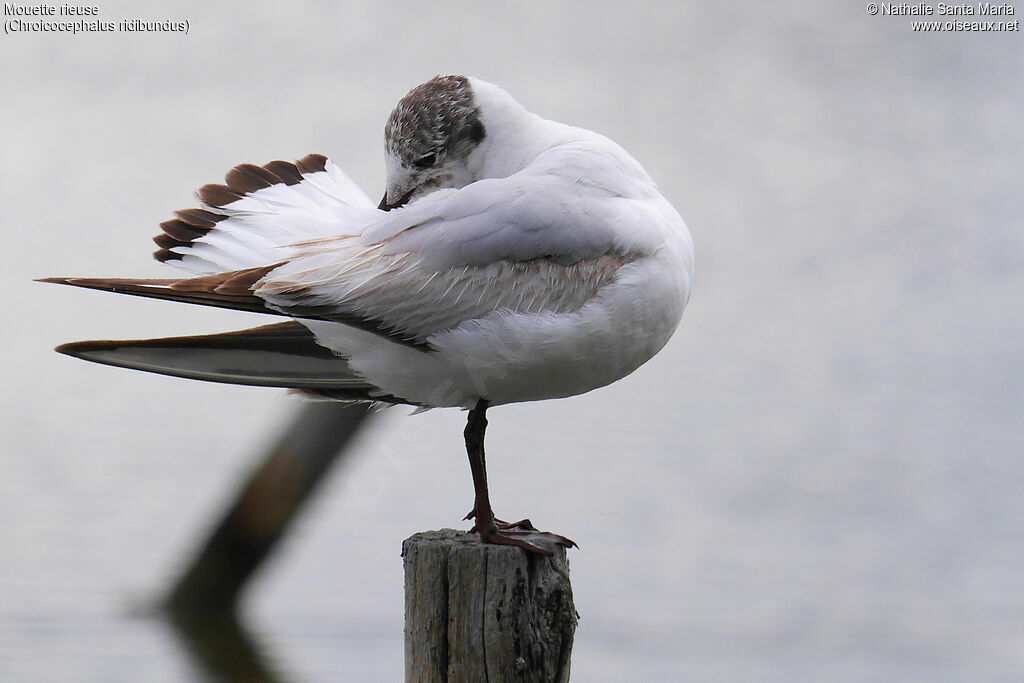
[2,2,1022,681]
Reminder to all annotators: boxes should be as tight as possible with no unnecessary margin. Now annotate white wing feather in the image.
[167,158,378,276]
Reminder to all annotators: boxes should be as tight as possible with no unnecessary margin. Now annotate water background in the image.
[1,3,1022,681]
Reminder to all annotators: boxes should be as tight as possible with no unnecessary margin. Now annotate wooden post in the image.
[403,529,577,683]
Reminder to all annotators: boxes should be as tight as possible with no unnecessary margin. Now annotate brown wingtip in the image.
[264,159,304,185]
[157,154,330,264]
[174,208,226,227]
[153,249,183,263]
[159,218,210,241]
[42,277,207,309]
[54,341,76,356]
[197,183,244,208]
[225,163,278,194]
[40,276,156,289]
[296,153,328,174]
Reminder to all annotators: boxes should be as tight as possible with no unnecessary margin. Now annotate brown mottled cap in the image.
[384,75,486,168]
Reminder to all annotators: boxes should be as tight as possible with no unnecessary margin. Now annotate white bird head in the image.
[379,75,493,211]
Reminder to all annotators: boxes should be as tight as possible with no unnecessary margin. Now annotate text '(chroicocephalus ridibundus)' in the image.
[43,75,694,554]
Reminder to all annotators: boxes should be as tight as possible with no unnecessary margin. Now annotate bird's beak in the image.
[378,188,415,212]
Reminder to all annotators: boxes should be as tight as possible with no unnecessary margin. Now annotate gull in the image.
[42,75,694,554]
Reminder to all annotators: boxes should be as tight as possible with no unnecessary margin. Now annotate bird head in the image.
[379,75,489,211]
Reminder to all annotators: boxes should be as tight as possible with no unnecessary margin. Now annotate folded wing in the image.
[55,321,410,403]
[257,173,641,344]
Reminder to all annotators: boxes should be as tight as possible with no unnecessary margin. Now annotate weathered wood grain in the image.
[403,529,577,683]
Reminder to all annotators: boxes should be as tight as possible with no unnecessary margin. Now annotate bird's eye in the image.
[414,153,437,169]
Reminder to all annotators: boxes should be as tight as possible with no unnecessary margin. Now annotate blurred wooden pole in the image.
[164,609,285,683]
[403,530,577,683]
[165,401,371,614]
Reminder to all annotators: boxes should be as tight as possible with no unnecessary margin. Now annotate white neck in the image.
[465,78,581,181]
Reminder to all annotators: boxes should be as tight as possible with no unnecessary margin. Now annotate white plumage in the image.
[47,74,695,553]
[152,77,694,407]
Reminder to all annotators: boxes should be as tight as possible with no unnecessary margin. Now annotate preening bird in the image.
[43,75,694,554]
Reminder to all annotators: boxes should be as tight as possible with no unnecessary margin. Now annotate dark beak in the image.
[378,188,415,212]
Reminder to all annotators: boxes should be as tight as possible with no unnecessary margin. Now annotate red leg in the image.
[463,400,576,555]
